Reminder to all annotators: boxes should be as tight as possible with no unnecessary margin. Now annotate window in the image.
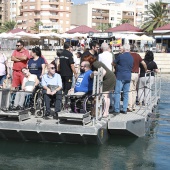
[30,6,35,9]
[111,17,114,21]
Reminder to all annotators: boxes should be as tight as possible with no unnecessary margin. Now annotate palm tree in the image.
[142,1,168,34]
[97,23,112,32]
[120,19,130,24]
[31,21,43,33]
[52,29,59,33]
[0,21,16,33]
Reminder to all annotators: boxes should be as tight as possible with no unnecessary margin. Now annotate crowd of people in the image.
[0,39,159,119]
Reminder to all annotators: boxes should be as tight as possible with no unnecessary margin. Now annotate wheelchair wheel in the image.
[35,110,43,118]
[34,89,44,110]
[83,95,106,117]
[83,95,95,114]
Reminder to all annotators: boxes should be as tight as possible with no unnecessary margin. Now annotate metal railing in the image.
[138,69,161,113]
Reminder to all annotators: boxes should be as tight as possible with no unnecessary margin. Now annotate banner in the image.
[111,38,122,46]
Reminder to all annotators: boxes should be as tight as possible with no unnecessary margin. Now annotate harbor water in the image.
[0,74,169,170]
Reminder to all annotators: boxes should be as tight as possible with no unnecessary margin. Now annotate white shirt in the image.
[23,74,37,91]
[98,51,113,71]
[0,53,7,76]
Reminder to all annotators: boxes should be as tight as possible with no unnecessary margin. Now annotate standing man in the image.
[81,41,100,60]
[11,40,30,88]
[60,42,77,96]
[98,42,113,71]
[113,44,134,114]
[127,48,147,112]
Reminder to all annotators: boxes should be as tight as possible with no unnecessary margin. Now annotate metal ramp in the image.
[58,112,91,125]
[108,71,161,137]
[0,109,30,122]
[0,89,30,122]
[108,112,145,137]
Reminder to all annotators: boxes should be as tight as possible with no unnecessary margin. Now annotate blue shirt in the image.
[41,73,62,88]
[28,57,45,80]
[74,70,93,93]
[114,52,134,80]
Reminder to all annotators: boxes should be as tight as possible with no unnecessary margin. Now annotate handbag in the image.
[47,85,59,92]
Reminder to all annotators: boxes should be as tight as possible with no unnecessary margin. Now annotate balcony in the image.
[122,14,134,19]
[49,15,59,19]
[49,0,59,5]
[34,15,41,19]
[92,12,109,17]
[92,18,109,24]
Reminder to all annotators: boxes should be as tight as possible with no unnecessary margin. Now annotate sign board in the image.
[39,25,60,31]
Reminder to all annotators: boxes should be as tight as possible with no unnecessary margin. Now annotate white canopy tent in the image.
[139,35,155,41]
[15,31,40,39]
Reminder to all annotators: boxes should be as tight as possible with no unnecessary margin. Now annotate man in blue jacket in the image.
[113,44,134,114]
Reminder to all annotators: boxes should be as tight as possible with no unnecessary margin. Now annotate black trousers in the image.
[61,76,72,96]
[43,90,62,113]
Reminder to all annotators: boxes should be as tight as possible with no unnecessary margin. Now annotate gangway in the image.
[108,70,161,137]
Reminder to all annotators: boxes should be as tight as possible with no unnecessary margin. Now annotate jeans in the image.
[43,90,62,113]
[61,76,72,96]
[0,75,6,85]
[114,79,130,112]
[109,91,114,108]
[14,91,31,107]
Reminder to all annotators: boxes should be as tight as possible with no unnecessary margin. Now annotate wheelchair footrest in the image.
[58,112,91,125]
[0,109,30,122]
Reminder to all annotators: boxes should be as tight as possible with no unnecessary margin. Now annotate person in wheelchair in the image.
[68,61,93,113]
[41,64,62,117]
[12,67,39,110]
[68,61,93,95]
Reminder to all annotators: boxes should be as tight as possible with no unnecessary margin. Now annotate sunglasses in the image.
[16,45,21,47]
[50,67,55,70]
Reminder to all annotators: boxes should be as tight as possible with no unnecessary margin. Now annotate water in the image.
[0,75,170,170]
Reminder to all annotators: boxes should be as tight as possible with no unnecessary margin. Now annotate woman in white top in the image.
[0,53,10,86]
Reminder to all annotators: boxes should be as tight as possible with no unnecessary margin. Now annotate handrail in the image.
[143,69,161,112]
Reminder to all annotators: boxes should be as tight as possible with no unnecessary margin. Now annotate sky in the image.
[72,0,123,4]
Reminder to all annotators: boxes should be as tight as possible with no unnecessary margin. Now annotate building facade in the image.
[16,0,71,33]
[0,0,21,25]
[71,0,136,31]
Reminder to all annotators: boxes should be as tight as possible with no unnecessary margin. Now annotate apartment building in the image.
[71,0,136,31]
[123,0,145,27]
[0,0,21,25]
[17,0,71,33]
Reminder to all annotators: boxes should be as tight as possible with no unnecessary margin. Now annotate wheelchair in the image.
[8,85,42,113]
[65,92,106,117]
